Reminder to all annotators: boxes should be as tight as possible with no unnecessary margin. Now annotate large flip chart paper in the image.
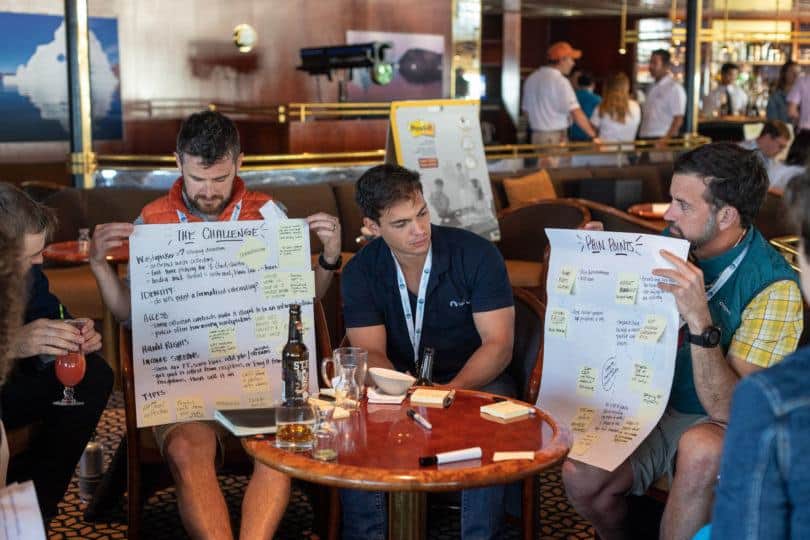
[388,99,500,241]
[537,229,689,471]
[130,220,318,428]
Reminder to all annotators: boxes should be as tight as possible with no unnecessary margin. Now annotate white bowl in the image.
[369,367,416,395]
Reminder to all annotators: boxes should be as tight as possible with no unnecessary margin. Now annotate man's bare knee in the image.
[562,458,613,504]
[164,423,218,478]
[254,461,290,489]
[675,424,724,487]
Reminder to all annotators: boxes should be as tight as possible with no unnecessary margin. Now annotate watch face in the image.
[704,326,722,346]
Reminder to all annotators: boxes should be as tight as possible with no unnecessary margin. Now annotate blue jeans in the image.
[341,373,516,539]
[340,487,506,540]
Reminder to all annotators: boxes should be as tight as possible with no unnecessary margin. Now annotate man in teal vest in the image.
[562,142,803,540]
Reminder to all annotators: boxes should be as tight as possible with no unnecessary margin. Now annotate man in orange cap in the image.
[521,41,600,148]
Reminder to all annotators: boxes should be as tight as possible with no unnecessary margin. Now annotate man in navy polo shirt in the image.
[340,164,515,539]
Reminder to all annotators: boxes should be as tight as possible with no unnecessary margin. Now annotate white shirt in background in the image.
[639,74,687,138]
[768,163,805,190]
[521,66,580,131]
[591,100,641,142]
[702,84,748,116]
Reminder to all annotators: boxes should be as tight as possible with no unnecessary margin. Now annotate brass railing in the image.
[770,236,801,272]
[94,136,709,173]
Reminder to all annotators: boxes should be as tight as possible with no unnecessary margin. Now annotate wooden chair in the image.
[121,300,333,539]
[574,198,666,234]
[755,188,792,240]
[497,198,591,263]
[19,180,66,202]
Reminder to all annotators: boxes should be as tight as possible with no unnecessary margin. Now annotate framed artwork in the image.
[0,12,121,142]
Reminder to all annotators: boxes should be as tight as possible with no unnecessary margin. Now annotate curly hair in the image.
[0,230,22,384]
[355,164,423,222]
[176,110,241,167]
[673,142,768,228]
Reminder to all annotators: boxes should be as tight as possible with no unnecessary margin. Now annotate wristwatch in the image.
[318,252,342,271]
[686,325,722,348]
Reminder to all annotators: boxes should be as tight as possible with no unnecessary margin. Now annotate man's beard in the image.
[182,184,227,216]
[668,212,717,250]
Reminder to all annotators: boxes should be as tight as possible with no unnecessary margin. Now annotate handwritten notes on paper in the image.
[130,220,318,428]
[537,229,689,471]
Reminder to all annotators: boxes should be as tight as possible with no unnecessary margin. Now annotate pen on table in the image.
[407,408,432,430]
[419,447,482,467]
[442,389,456,408]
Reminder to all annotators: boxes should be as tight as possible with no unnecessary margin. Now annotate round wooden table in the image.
[243,389,571,540]
[627,203,668,229]
[43,240,130,381]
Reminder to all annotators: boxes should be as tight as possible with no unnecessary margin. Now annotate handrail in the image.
[770,236,801,272]
[94,137,709,172]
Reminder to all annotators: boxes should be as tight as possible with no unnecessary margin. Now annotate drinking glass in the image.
[312,405,338,461]
[320,347,368,411]
[275,402,316,452]
[54,320,86,406]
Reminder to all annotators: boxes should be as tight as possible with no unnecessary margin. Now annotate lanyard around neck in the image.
[176,199,242,223]
[391,247,433,366]
[705,231,750,302]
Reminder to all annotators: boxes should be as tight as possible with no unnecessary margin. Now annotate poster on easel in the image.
[129,219,318,428]
[387,99,500,241]
[537,229,689,471]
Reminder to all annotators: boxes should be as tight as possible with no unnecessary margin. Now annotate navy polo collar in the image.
[375,225,451,296]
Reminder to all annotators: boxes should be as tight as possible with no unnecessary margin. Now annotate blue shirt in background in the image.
[341,225,513,382]
[570,89,601,141]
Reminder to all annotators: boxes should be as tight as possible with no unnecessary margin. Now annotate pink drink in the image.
[55,352,86,387]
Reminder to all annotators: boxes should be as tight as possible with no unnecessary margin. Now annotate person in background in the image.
[521,41,600,147]
[702,171,810,539]
[769,129,810,191]
[639,49,687,147]
[340,164,515,540]
[570,72,602,142]
[767,61,801,124]
[702,63,748,117]
[787,65,810,132]
[563,143,803,540]
[589,72,641,165]
[739,119,791,169]
[0,183,113,521]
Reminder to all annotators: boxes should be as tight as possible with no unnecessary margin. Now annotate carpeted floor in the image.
[46,393,609,539]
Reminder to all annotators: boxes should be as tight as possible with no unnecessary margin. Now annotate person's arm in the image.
[788,102,800,122]
[711,376,789,539]
[345,325,395,371]
[571,108,600,142]
[655,254,802,420]
[306,213,341,301]
[447,307,514,389]
[88,222,135,322]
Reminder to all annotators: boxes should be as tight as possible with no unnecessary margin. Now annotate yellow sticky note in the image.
[238,236,268,271]
[636,314,667,343]
[175,396,206,421]
[255,313,286,341]
[576,367,597,396]
[247,394,272,408]
[640,391,664,408]
[142,399,171,425]
[570,432,599,456]
[570,407,596,432]
[278,221,308,269]
[547,308,569,338]
[289,272,315,298]
[262,272,292,299]
[209,326,237,358]
[630,362,653,391]
[614,418,642,444]
[215,397,242,410]
[241,367,270,394]
[554,266,577,295]
[615,273,639,305]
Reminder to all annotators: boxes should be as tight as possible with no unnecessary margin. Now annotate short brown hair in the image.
[355,164,423,222]
[0,182,57,241]
[760,120,791,141]
[0,226,23,383]
[784,172,810,260]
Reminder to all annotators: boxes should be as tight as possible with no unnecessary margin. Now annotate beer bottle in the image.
[282,304,309,405]
[415,346,435,386]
